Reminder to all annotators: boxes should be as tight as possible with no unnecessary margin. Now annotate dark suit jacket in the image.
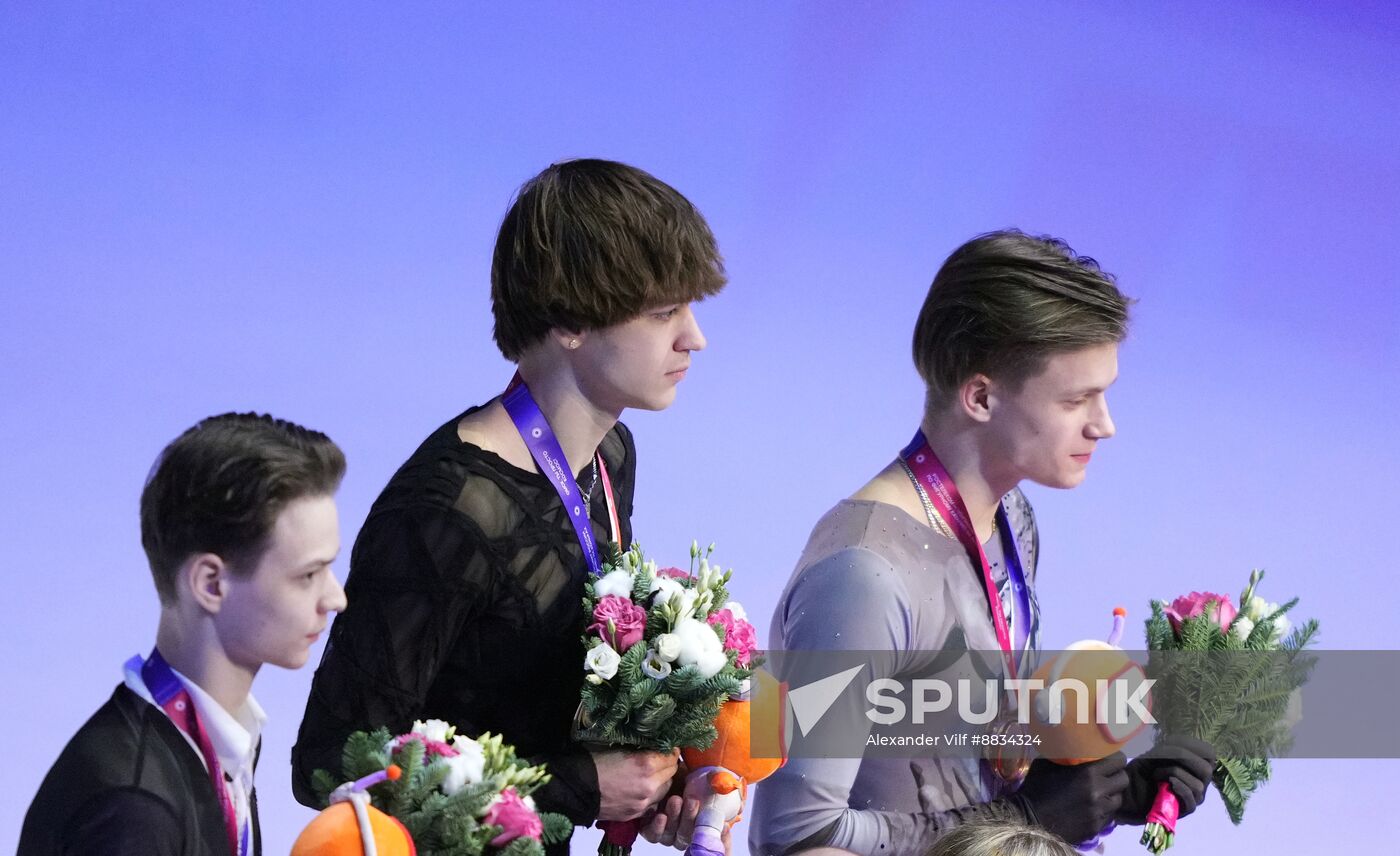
[18,685,261,856]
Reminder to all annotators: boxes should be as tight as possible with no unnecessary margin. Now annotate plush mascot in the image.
[1030,608,1152,764]
[292,766,416,856]
[678,686,786,856]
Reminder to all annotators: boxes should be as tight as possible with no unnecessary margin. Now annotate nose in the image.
[677,304,707,353]
[322,572,348,614]
[1088,396,1116,440]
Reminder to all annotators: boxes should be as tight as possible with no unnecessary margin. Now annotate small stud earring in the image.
[569,338,579,349]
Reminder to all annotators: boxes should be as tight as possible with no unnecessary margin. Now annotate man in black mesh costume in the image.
[292,159,728,853]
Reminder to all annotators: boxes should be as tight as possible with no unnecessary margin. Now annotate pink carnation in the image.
[484,787,543,846]
[590,594,647,651]
[708,608,758,668]
[1164,591,1237,636]
[656,566,691,580]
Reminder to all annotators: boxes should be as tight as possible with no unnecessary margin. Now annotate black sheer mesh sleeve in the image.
[292,409,636,839]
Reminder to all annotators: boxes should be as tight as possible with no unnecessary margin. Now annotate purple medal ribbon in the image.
[502,377,618,575]
[900,430,1032,676]
[142,649,247,856]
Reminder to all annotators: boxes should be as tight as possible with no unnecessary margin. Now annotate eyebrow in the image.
[296,553,339,572]
[1066,378,1117,397]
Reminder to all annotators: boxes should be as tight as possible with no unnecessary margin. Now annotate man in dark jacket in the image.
[19,413,348,856]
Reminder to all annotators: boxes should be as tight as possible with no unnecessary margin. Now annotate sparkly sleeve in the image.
[747,549,1032,855]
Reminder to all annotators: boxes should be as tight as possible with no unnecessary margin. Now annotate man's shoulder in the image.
[19,686,220,855]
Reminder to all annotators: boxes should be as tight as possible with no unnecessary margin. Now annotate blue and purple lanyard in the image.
[900,430,1032,679]
[502,376,619,575]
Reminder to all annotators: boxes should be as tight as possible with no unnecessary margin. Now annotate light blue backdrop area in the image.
[3,2,1398,853]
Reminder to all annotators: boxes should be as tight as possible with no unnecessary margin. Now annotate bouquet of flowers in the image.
[576,541,761,855]
[1139,569,1318,853]
[311,719,572,856]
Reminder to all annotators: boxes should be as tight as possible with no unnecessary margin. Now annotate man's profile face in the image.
[215,494,345,671]
[987,342,1119,490]
[574,301,708,413]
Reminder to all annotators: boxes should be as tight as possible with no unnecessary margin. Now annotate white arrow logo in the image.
[788,664,865,737]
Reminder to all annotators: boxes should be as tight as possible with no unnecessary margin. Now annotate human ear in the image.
[182,553,227,615]
[550,327,586,351]
[959,374,994,423]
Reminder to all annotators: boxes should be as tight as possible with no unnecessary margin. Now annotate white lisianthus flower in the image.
[524,795,537,812]
[1246,595,1269,621]
[1232,616,1255,642]
[654,633,682,663]
[722,601,747,622]
[440,740,487,794]
[1272,613,1292,643]
[674,616,728,678]
[412,718,454,744]
[642,649,673,679]
[593,569,635,601]
[585,642,621,680]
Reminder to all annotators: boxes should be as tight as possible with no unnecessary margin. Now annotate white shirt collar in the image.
[122,653,267,781]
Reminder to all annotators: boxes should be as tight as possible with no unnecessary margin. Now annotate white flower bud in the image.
[655,633,682,662]
[585,642,620,680]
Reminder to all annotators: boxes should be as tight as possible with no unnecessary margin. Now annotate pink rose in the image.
[590,594,647,651]
[1164,591,1237,636]
[388,734,458,759]
[656,566,691,580]
[708,608,759,668]
[483,787,543,846]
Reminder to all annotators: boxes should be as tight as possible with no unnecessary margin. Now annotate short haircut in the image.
[913,230,1132,403]
[140,413,346,604]
[490,158,727,360]
[925,821,1078,856]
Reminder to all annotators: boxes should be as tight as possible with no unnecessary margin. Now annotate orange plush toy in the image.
[679,690,786,856]
[292,766,417,856]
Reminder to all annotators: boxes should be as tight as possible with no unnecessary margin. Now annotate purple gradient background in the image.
[3,3,1397,852]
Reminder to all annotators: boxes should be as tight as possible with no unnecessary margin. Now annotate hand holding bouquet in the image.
[311,719,572,856]
[1139,569,1318,852]
[577,541,761,854]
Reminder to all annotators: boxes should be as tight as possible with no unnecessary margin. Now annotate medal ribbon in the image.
[503,375,620,574]
[899,430,1031,678]
[141,649,246,856]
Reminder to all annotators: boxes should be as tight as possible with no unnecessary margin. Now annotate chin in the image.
[630,389,678,411]
[271,647,312,670]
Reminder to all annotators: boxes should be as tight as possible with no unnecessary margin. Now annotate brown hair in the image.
[490,159,727,360]
[140,412,346,604]
[913,230,1131,404]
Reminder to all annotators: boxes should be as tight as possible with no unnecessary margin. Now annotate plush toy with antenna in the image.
[677,686,786,856]
[292,765,416,856]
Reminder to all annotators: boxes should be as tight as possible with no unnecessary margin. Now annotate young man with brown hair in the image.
[292,158,727,853]
[19,413,347,856]
[750,231,1215,854]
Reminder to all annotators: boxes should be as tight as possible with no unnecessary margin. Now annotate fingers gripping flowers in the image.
[577,541,761,751]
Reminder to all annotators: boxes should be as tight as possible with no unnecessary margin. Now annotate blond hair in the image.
[926,822,1078,856]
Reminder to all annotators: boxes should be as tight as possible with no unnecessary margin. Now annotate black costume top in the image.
[292,406,636,847]
[19,685,261,856]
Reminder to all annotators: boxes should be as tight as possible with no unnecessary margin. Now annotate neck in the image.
[917,413,1017,543]
[155,612,255,716]
[515,358,618,474]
